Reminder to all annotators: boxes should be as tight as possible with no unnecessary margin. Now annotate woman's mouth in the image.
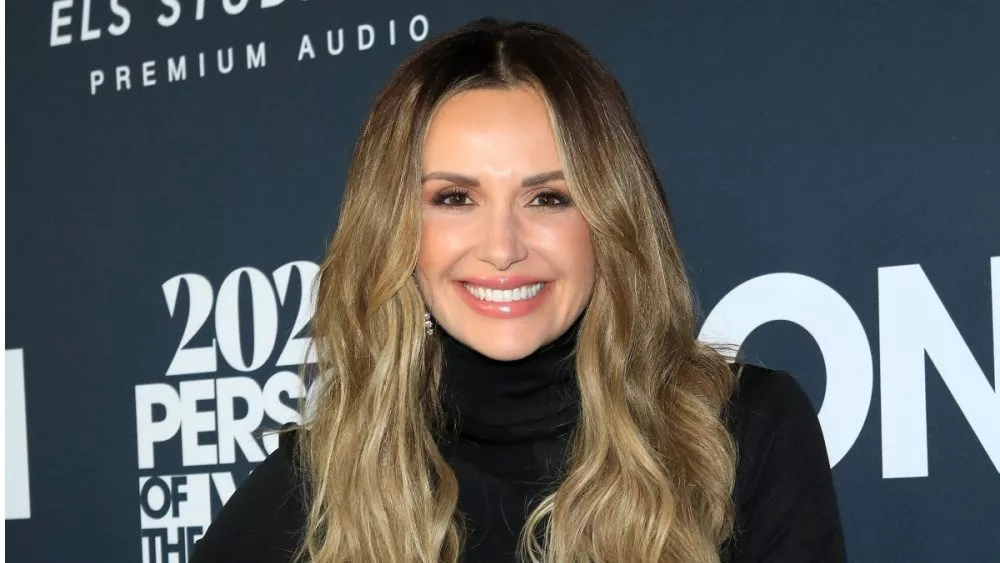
[454,280,551,318]
[461,282,545,302]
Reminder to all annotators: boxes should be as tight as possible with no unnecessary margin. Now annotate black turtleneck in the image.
[435,318,583,561]
[191,320,847,563]
[437,316,581,443]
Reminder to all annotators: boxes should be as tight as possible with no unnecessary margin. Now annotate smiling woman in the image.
[417,87,596,361]
[191,16,846,563]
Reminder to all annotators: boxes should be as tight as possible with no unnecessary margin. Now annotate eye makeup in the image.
[428,187,573,208]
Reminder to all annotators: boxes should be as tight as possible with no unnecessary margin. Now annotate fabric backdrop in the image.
[6,0,998,561]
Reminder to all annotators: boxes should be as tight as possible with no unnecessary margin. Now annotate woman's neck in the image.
[437,317,582,443]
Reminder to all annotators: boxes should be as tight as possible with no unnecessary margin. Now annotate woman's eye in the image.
[442,194,471,206]
[529,191,570,207]
[430,189,570,208]
[432,190,473,206]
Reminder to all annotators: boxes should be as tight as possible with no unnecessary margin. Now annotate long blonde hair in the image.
[296,17,739,563]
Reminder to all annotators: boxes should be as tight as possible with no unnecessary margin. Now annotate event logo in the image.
[700,255,999,477]
[45,1,428,96]
[135,261,318,563]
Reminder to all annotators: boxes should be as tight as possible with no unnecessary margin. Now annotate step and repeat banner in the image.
[6,0,998,561]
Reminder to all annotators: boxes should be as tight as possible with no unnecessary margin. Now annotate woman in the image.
[191,17,846,563]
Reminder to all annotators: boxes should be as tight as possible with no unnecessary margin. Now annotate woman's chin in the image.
[451,324,547,361]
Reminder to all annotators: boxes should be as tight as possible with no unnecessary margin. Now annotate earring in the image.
[424,312,434,336]
[414,273,433,336]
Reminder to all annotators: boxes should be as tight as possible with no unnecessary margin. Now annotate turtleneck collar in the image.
[438,316,582,443]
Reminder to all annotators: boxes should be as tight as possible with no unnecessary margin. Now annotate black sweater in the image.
[191,321,847,562]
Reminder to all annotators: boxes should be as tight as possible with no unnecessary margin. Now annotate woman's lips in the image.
[454,280,551,319]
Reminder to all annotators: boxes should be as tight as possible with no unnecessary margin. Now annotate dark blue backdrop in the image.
[6,1,998,561]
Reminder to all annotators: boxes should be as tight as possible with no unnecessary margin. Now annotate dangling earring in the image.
[413,271,433,336]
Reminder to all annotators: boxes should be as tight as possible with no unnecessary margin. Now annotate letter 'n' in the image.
[879,257,1000,478]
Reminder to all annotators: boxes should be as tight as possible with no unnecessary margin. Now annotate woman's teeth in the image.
[463,282,545,302]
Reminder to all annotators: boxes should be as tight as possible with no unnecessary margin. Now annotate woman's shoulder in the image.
[725,361,821,437]
[189,423,308,563]
[724,360,831,489]
[721,361,848,562]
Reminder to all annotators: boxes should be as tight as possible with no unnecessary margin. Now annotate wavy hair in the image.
[295,17,740,563]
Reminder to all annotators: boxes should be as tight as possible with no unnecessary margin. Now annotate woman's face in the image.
[416,86,596,361]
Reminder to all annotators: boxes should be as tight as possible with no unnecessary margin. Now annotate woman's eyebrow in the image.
[420,170,564,186]
[522,170,564,186]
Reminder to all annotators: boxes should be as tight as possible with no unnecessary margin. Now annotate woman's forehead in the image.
[421,87,562,176]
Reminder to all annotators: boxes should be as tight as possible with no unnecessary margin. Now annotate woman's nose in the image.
[475,206,527,271]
